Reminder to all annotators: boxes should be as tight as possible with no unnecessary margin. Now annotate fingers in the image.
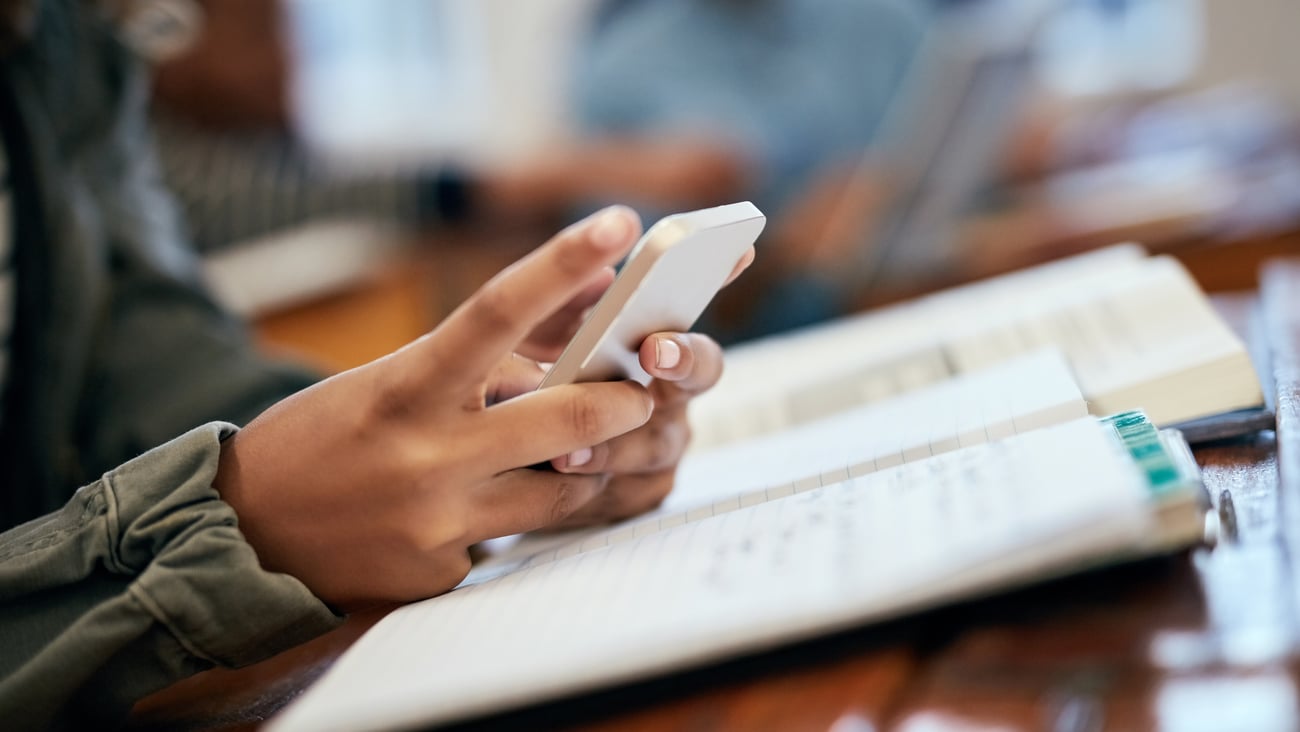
[486,354,548,406]
[723,245,756,287]
[516,266,616,363]
[638,332,725,405]
[476,380,654,473]
[549,332,719,475]
[423,206,643,394]
[553,331,720,475]
[547,470,676,530]
[468,469,610,542]
[555,407,690,475]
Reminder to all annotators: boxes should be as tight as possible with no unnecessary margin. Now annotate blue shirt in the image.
[573,0,931,213]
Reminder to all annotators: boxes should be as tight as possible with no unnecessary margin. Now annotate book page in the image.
[937,257,1259,424]
[708,243,1148,396]
[689,246,1148,450]
[270,418,1153,732]
[690,249,1258,449]
[468,350,1085,583]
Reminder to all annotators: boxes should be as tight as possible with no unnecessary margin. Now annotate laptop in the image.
[825,0,1056,300]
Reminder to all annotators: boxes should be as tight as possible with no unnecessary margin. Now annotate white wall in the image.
[475,0,602,163]
[1189,0,1300,112]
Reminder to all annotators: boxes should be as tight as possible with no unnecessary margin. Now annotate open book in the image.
[270,408,1208,732]
[688,245,1266,450]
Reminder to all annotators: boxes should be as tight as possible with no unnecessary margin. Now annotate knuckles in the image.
[584,473,673,525]
[620,474,674,517]
[548,474,600,525]
[638,419,688,473]
[553,230,604,278]
[566,394,609,444]
[564,383,655,444]
[630,383,656,423]
[394,506,472,558]
[635,476,674,514]
[362,355,434,426]
[467,279,523,335]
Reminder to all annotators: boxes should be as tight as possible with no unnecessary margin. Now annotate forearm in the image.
[0,423,341,731]
[154,113,429,253]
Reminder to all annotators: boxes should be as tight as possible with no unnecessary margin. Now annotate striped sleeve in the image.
[153,113,430,253]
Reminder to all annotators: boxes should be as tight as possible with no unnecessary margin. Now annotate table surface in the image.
[124,424,1297,732]
[130,239,1300,731]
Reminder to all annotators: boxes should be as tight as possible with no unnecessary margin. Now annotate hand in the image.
[214,206,658,609]
[498,227,753,527]
[546,331,728,527]
[480,137,753,222]
[512,266,615,364]
[482,330,730,529]
[514,237,753,364]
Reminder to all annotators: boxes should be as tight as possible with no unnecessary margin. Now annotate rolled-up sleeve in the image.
[0,422,342,731]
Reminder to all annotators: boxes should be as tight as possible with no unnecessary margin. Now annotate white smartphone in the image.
[538,201,766,388]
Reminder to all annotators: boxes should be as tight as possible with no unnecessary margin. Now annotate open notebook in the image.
[689,245,1266,450]
[269,412,1207,732]
[467,349,1087,582]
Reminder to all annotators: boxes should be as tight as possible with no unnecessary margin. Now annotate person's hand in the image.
[511,266,615,364]
[215,206,661,609]
[546,331,728,527]
[499,223,753,528]
[513,233,753,364]
[482,329,732,529]
[480,137,753,223]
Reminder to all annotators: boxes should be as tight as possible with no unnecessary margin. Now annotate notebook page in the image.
[691,345,955,449]
[672,349,1084,507]
[688,311,947,450]
[269,419,1151,732]
[468,350,1084,583]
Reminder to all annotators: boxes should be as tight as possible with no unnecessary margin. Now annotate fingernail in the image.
[566,447,593,468]
[592,208,630,249]
[655,338,681,370]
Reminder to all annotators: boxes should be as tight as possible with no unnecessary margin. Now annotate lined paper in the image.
[469,350,1085,583]
[270,419,1151,732]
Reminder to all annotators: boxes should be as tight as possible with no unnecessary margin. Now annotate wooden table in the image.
[130,251,1300,732]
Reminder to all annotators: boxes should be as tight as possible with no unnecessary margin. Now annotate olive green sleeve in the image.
[0,422,343,731]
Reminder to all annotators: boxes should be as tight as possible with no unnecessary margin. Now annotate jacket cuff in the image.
[102,422,342,667]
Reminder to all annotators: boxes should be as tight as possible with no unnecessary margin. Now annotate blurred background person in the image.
[711,0,1300,337]
[142,0,1300,350]
[571,0,930,221]
[146,0,749,254]
[569,0,932,339]
[144,0,932,341]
